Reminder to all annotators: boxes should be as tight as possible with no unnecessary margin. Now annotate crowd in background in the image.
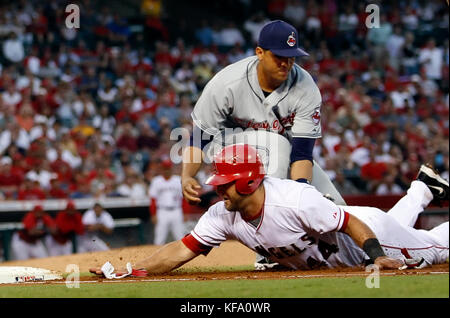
[0,0,448,202]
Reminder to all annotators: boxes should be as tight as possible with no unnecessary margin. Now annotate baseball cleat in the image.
[416,164,449,202]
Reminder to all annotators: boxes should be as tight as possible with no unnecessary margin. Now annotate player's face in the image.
[215,182,241,211]
[257,48,295,85]
[94,205,102,216]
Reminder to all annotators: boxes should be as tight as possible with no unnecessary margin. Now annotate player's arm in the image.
[97,224,113,234]
[342,214,403,269]
[91,234,212,275]
[182,145,204,203]
[89,240,199,276]
[299,187,402,270]
[290,137,314,182]
[132,240,199,274]
[181,123,215,204]
[90,205,227,277]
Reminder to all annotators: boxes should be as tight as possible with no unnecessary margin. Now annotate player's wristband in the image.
[362,238,385,262]
[295,178,310,184]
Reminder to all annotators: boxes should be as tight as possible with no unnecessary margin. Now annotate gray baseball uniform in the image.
[192,56,321,139]
[191,55,345,204]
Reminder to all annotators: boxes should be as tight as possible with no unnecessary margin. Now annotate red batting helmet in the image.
[205,144,265,194]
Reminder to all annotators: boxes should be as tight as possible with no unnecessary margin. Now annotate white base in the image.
[0,266,63,284]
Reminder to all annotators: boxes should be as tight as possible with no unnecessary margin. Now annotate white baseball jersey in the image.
[183,178,449,269]
[78,209,115,253]
[191,56,322,139]
[82,209,115,231]
[148,175,183,211]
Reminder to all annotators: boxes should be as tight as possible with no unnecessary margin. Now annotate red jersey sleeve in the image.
[74,213,85,235]
[149,198,157,216]
[181,234,213,256]
[338,212,350,232]
[42,214,56,229]
[22,213,36,230]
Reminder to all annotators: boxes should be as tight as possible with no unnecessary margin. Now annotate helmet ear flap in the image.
[235,178,260,195]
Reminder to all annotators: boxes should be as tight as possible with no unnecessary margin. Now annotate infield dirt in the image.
[1,240,255,273]
[1,240,448,282]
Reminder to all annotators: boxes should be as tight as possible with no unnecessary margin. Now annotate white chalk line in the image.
[9,271,449,285]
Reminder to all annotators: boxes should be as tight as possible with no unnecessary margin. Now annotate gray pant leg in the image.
[311,161,347,205]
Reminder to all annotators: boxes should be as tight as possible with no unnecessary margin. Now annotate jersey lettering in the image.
[306,256,327,269]
[318,240,339,259]
[255,242,307,259]
[301,233,316,245]
[231,111,296,134]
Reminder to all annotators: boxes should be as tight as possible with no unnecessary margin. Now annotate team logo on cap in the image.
[287,32,296,47]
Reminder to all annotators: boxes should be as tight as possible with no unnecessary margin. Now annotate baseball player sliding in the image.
[91,144,449,278]
[181,20,345,269]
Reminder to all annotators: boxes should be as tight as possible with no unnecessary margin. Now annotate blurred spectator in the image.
[360,150,389,193]
[350,136,373,167]
[78,202,114,252]
[244,12,270,45]
[366,13,392,64]
[401,32,419,75]
[25,160,56,190]
[155,91,181,129]
[116,122,138,153]
[17,178,46,200]
[115,97,139,123]
[69,179,94,199]
[418,38,444,84]
[305,6,322,46]
[45,201,85,256]
[0,156,23,199]
[88,161,116,196]
[195,20,215,47]
[386,25,405,70]
[282,0,305,28]
[218,22,245,48]
[1,32,24,65]
[401,6,419,31]
[10,205,57,260]
[390,82,415,111]
[334,169,361,195]
[107,15,131,44]
[116,172,148,198]
[97,78,119,107]
[92,104,117,136]
[48,178,69,199]
[338,5,359,50]
[2,82,22,112]
[376,170,404,195]
[136,122,160,152]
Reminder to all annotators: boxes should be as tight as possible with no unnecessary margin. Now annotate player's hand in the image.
[151,215,157,225]
[373,256,404,270]
[182,177,202,204]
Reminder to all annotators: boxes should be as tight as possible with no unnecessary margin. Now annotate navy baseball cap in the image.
[258,20,308,57]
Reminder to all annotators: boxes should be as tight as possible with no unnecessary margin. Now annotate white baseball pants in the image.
[341,181,449,265]
[10,232,49,260]
[154,208,185,245]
